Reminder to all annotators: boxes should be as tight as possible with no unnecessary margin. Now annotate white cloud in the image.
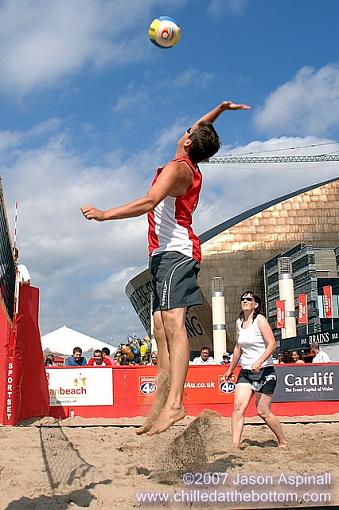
[113,87,152,113]
[172,68,215,88]
[2,129,152,341]
[92,266,144,300]
[0,130,21,153]
[0,0,185,96]
[208,0,249,16]
[254,64,339,136]
[113,68,215,114]
[2,122,338,343]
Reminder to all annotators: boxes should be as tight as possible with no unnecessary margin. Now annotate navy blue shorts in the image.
[237,366,277,395]
[150,251,202,313]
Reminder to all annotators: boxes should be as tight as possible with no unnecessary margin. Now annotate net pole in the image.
[13,202,20,315]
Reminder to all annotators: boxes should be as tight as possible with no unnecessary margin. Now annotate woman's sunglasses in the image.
[186,127,191,134]
[241,297,254,302]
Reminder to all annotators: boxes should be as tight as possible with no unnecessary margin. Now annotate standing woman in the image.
[225,291,287,449]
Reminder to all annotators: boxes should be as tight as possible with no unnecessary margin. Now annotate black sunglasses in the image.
[241,297,254,302]
[186,127,191,134]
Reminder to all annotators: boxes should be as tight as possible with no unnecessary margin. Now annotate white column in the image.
[211,277,227,362]
[278,258,296,339]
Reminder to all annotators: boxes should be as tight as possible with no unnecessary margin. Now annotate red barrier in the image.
[46,364,339,420]
[3,283,338,424]
[0,286,49,425]
[17,286,49,422]
[0,301,11,423]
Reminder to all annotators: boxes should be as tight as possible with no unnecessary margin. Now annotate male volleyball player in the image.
[81,100,250,435]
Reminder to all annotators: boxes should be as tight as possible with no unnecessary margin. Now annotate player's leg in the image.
[147,306,188,435]
[255,392,288,447]
[231,383,253,448]
[136,311,170,435]
[153,310,170,372]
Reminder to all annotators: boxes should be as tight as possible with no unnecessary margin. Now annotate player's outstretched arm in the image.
[81,161,192,222]
[192,101,251,128]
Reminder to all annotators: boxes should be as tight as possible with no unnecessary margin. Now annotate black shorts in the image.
[237,366,277,395]
[150,251,202,313]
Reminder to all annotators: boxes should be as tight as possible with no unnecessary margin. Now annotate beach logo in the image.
[219,380,236,393]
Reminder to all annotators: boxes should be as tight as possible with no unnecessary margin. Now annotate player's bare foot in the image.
[147,405,185,435]
[278,441,288,448]
[231,442,241,450]
[136,421,152,435]
[136,369,171,436]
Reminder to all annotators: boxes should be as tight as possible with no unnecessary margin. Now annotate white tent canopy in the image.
[41,326,117,356]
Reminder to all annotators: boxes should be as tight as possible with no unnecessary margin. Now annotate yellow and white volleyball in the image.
[148,16,181,49]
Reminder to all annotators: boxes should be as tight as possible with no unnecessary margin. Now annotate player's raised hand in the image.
[81,205,105,221]
[221,101,251,110]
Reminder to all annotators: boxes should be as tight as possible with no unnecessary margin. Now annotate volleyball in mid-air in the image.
[148,16,181,49]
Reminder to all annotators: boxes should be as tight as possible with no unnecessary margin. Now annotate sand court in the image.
[0,412,338,510]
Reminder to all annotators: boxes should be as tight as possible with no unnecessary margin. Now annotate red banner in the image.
[298,294,308,324]
[276,300,285,329]
[323,285,333,319]
[137,366,238,406]
[2,356,23,426]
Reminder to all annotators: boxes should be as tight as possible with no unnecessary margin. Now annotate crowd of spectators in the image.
[275,342,332,364]
[43,334,156,367]
[44,338,333,368]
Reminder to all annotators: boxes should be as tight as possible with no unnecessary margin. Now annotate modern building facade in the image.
[264,244,339,341]
[126,177,339,356]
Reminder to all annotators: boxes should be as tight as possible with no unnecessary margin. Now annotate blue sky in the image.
[1,0,339,345]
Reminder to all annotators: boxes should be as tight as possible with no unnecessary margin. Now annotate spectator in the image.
[220,353,230,365]
[191,346,216,365]
[291,350,305,364]
[278,351,292,364]
[44,354,55,366]
[88,349,112,366]
[116,352,130,365]
[102,347,116,365]
[65,347,87,366]
[140,336,151,365]
[115,344,135,365]
[311,342,331,363]
[148,351,158,366]
[13,247,31,285]
[128,334,141,364]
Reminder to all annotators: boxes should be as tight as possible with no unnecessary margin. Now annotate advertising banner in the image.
[276,300,285,329]
[273,364,339,402]
[46,367,113,406]
[298,294,308,325]
[137,366,237,406]
[323,285,333,319]
[279,329,339,351]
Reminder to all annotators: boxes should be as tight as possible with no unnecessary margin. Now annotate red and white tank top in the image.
[148,156,202,262]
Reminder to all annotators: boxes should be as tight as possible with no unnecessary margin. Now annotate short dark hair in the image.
[188,122,221,163]
[94,349,102,356]
[102,347,110,356]
[73,347,82,355]
[201,346,210,353]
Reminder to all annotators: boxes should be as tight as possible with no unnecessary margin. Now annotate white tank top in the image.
[237,315,273,369]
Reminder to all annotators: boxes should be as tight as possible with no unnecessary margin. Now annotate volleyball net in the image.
[0,177,15,321]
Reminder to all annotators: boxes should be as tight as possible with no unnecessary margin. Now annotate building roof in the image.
[200,176,338,243]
